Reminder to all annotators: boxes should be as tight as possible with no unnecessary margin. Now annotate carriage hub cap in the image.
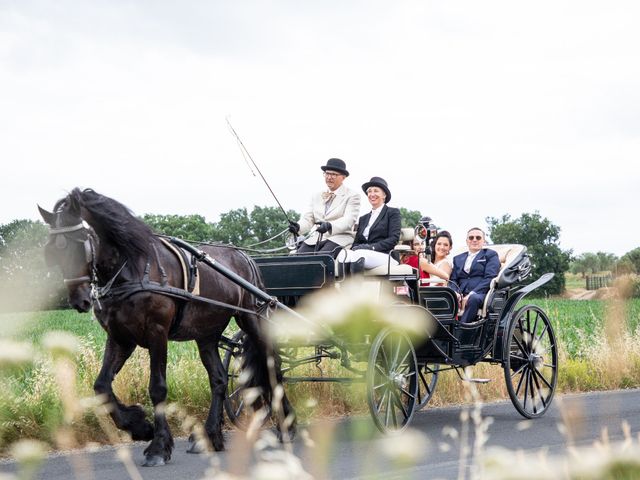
[392,373,407,389]
[529,353,543,369]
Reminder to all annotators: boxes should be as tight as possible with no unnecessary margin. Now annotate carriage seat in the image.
[334,228,416,277]
[480,244,530,316]
[364,227,415,276]
[485,244,530,290]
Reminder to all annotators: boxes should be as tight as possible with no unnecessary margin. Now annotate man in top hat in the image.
[337,176,401,272]
[288,158,361,257]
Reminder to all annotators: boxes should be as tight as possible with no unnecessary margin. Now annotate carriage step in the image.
[464,377,491,384]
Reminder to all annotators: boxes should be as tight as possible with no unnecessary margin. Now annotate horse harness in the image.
[47,223,270,334]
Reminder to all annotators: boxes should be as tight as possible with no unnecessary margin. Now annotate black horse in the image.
[39,188,295,466]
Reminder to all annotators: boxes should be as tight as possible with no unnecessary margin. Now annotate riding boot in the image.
[350,258,365,275]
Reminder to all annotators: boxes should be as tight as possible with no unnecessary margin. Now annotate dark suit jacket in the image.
[352,205,401,253]
[449,248,500,295]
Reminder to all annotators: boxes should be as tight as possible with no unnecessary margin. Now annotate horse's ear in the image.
[38,205,55,226]
[67,191,82,217]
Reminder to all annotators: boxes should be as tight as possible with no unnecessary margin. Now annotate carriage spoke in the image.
[510,361,527,379]
[376,389,389,415]
[522,369,530,411]
[513,335,528,358]
[384,393,393,427]
[531,367,547,409]
[514,367,526,397]
[419,369,431,396]
[233,399,245,418]
[531,324,548,352]
[528,369,537,414]
[398,348,412,370]
[392,336,402,370]
[533,365,553,390]
[531,311,540,342]
[391,388,409,420]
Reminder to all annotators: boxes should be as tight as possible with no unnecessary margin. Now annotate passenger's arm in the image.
[419,258,451,281]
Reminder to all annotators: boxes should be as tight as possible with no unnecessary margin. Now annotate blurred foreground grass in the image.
[1,298,640,454]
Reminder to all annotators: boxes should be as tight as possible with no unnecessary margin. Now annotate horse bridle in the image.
[47,222,97,287]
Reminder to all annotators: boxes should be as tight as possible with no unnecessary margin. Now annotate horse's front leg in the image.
[142,335,174,467]
[188,335,226,453]
[94,337,154,441]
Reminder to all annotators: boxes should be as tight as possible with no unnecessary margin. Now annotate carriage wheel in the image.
[366,327,419,433]
[222,331,272,429]
[222,332,249,428]
[413,363,439,411]
[503,305,558,419]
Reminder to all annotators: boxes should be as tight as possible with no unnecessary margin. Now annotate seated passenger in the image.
[337,176,401,273]
[449,227,500,323]
[402,231,453,284]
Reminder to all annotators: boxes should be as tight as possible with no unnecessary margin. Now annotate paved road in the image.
[2,389,639,479]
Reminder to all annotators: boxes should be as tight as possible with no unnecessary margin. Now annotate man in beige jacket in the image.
[288,158,361,258]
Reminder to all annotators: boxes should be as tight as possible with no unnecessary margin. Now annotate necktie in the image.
[322,192,335,214]
[321,192,335,203]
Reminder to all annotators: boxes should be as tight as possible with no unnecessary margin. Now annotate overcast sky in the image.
[1,1,638,256]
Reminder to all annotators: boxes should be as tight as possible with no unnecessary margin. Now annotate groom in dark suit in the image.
[449,227,500,323]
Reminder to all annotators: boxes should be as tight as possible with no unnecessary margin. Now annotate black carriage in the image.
[223,230,558,433]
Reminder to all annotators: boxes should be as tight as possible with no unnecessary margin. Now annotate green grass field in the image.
[2,298,640,452]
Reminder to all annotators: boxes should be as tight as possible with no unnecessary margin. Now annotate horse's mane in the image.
[66,188,155,273]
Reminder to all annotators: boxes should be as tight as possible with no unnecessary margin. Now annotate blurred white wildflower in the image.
[270,278,433,342]
[516,420,532,431]
[42,331,79,358]
[10,439,47,467]
[304,397,318,408]
[242,387,263,407]
[438,442,451,452]
[0,340,34,368]
[78,394,108,411]
[377,427,429,466]
[251,449,313,480]
[254,430,279,452]
[442,426,458,439]
[300,428,315,448]
[115,448,132,462]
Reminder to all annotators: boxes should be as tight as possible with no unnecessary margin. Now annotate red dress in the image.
[402,255,430,279]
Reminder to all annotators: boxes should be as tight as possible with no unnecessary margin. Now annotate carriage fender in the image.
[492,272,554,360]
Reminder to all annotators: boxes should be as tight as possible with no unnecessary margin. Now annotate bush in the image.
[613,274,640,299]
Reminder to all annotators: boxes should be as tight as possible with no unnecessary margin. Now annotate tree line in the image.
[1,207,638,312]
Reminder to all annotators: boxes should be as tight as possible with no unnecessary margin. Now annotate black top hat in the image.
[320,158,349,177]
[362,176,391,203]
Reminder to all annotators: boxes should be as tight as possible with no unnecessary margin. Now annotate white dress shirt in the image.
[463,251,480,273]
[362,205,383,240]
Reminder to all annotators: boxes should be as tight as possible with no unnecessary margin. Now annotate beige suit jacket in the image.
[298,184,361,247]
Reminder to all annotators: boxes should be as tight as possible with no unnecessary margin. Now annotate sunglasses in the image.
[468,235,483,241]
[323,172,342,178]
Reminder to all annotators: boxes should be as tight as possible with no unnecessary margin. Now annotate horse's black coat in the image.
[40,188,295,466]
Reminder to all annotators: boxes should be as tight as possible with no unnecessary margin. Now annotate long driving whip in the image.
[226,117,292,224]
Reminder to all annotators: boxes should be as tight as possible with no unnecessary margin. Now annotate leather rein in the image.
[47,223,266,318]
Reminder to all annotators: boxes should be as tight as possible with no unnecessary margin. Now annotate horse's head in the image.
[39,194,96,313]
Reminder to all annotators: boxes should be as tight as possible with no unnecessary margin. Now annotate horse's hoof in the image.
[142,455,166,467]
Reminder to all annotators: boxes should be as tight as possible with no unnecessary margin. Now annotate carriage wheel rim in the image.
[367,327,418,433]
[504,305,557,418]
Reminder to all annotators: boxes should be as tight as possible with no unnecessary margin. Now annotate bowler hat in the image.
[362,176,392,203]
[320,158,349,177]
